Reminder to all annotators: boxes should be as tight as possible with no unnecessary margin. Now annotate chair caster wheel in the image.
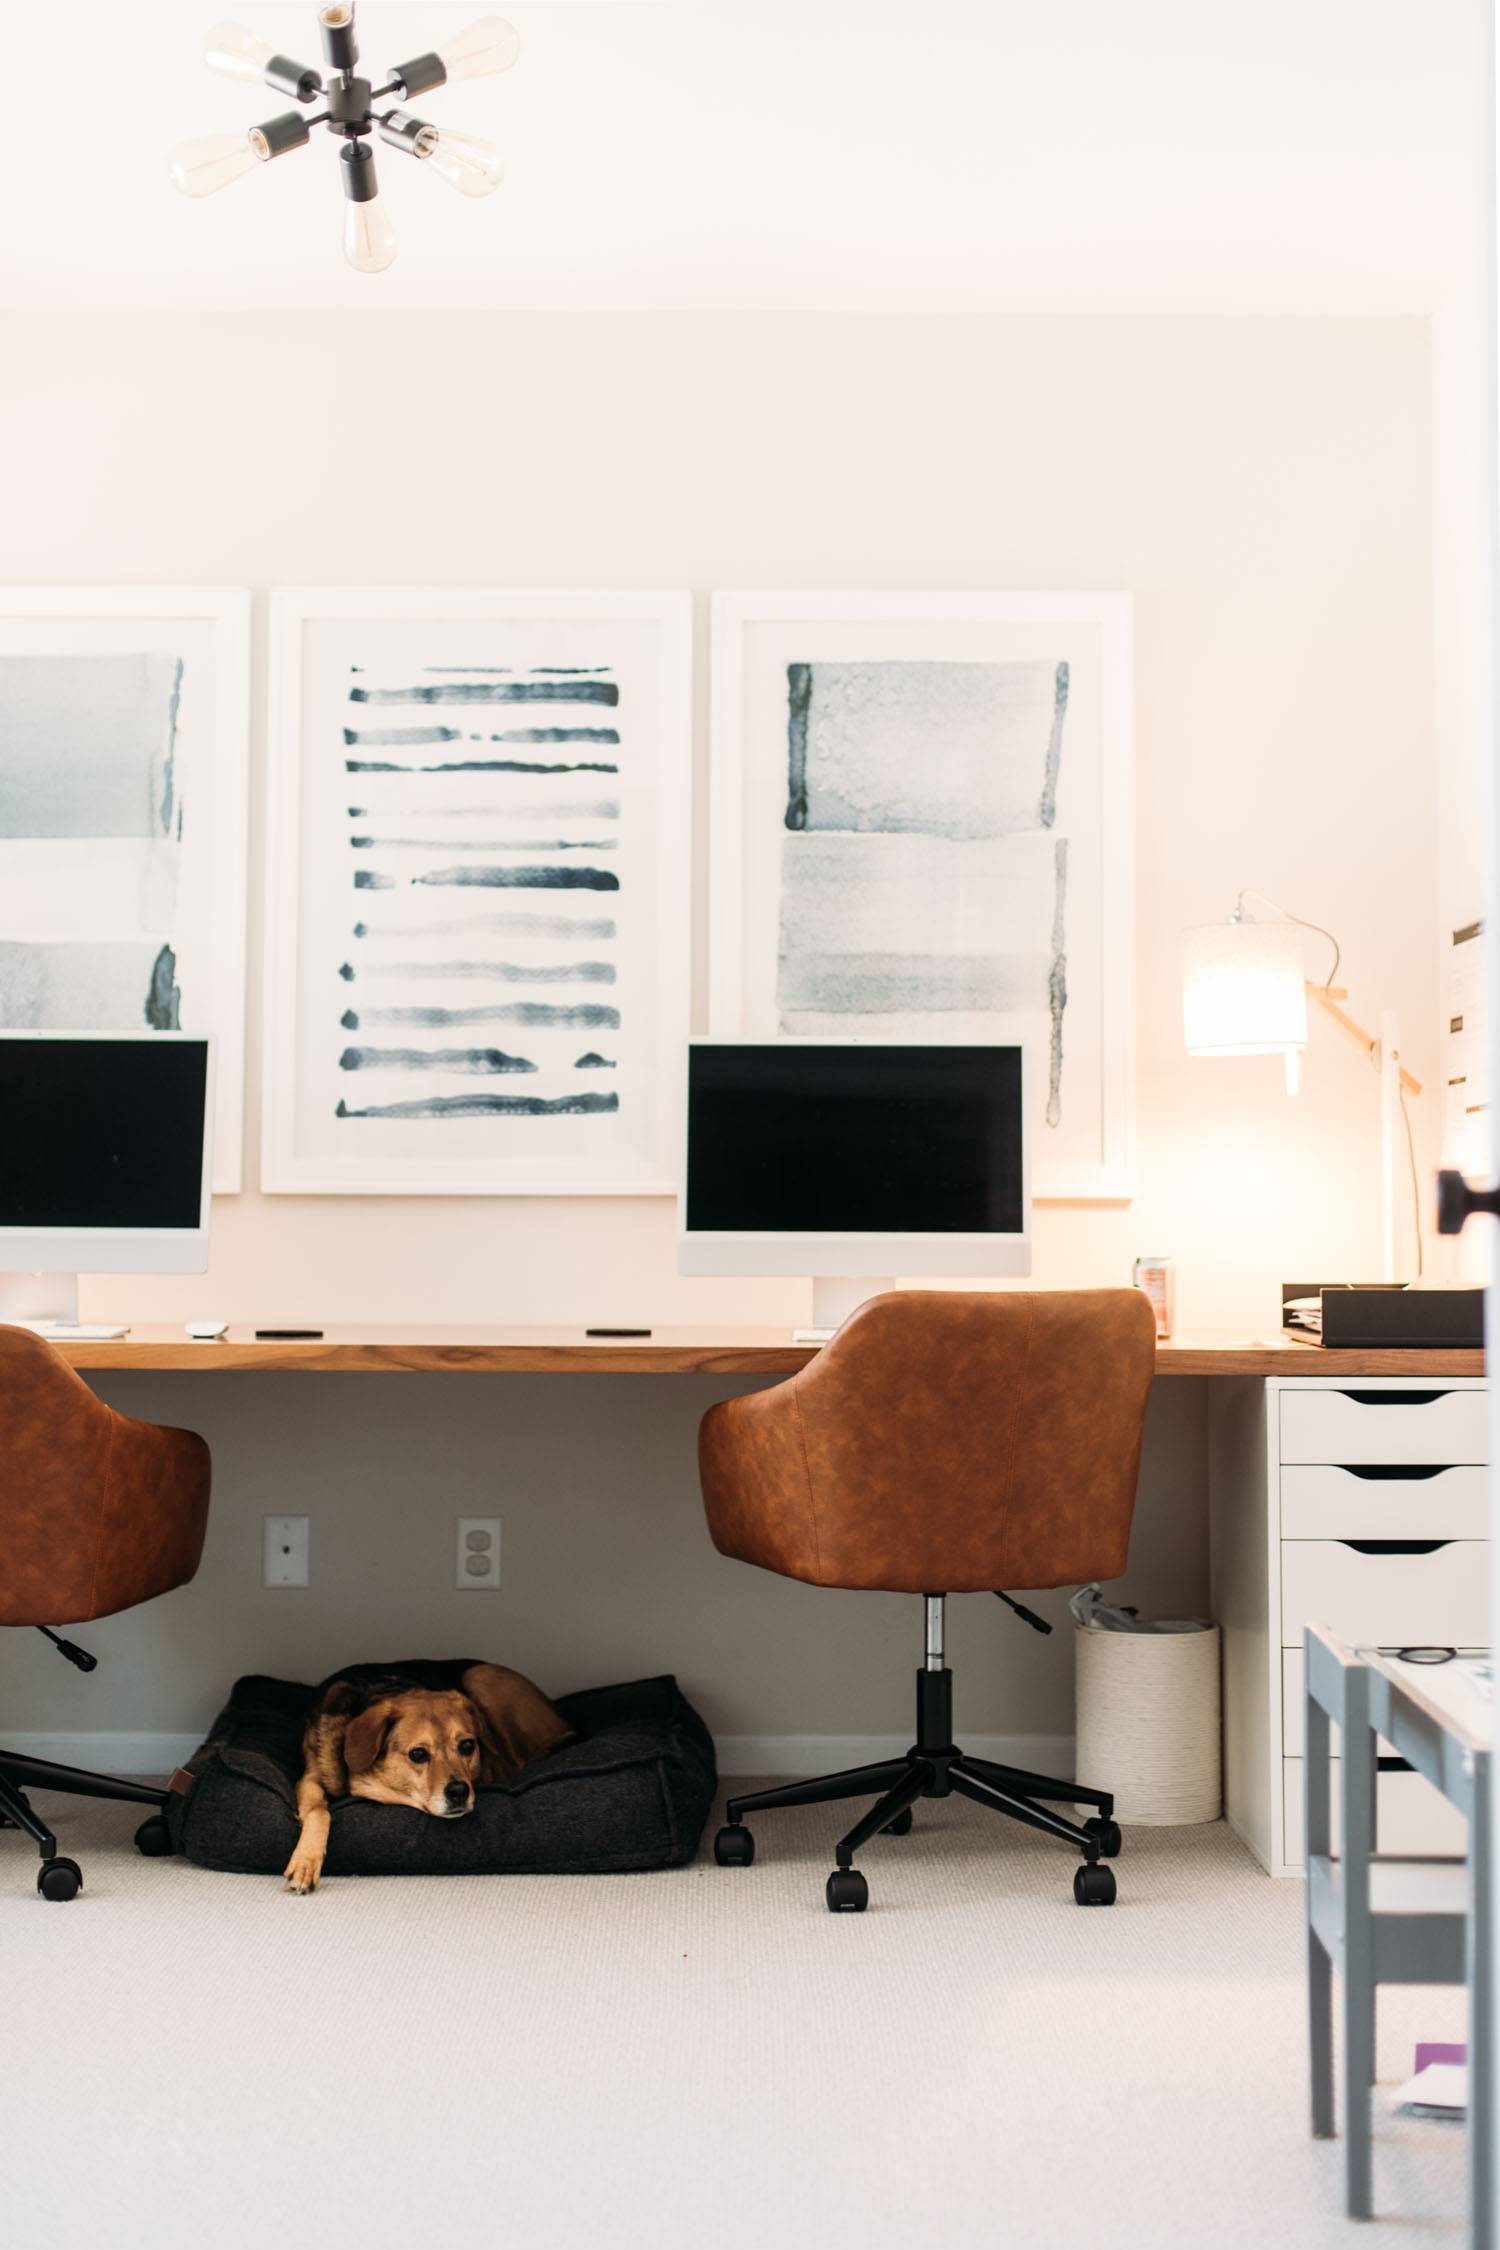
[134,1815,173,1858]
[38,1857,82,1902]
[714,1823,754,1867]
[883,1809,913,1835]
[1074,1862,1116,1907]
[1083,1816,1122,1858]
[826,1868,869,1913]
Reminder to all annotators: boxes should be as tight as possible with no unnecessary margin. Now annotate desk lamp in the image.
[1181,890,1422,1282]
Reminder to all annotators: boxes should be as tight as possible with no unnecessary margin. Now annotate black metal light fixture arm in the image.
[318,3,360,74]
[388,53,449,99]
[250,110,314,161]
[324,73,375,135]
[262,53,325,103]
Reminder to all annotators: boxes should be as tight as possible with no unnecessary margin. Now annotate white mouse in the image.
[184,1320,229,1341]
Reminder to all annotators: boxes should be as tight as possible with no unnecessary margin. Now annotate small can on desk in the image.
[1133,1256,1175,1339]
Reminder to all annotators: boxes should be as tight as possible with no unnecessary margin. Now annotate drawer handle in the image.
[1340,1538,1453,1555]
[1336,1465,1449,1481]
[1337,1390,1449,1406]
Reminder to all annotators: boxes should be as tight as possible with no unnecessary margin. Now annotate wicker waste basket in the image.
[1072,1586,1221,1827]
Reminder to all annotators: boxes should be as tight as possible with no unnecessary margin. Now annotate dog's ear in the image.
[342,1697,399,1777]
[461,1665,574,1781]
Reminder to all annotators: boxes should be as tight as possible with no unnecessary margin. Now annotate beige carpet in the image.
[6,1783,1468,2250]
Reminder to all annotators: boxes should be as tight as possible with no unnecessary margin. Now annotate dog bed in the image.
[164,1667,716,1877]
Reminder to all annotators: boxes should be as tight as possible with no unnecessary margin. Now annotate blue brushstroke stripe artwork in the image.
[336,1091,619,1119]
[776,655,1073,1130]
[0,650,192,1042]
[348,836,617,853]
[343,726,621,747]
[342,1002,620,1030]
[339,1046,538,1073]
[349,680,620,707]
[346,758,619,775]
[411,865,620,891]
[0,653,182,840]
[328,655,630,1139]
[339,959,617,984]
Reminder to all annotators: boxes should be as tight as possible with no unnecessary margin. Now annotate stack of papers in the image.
[1392,2044,1467,2120]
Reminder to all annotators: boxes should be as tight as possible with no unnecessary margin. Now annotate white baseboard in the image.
[10,1730,1076,1784]
[716,1733,1075,1778]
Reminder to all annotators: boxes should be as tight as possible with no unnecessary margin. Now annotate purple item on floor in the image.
[1416,2043,1466,2072]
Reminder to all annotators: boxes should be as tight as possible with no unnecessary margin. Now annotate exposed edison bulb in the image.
[415,123,505,197]
[203,19,277,82]
[343,197,399,274]
[436,16,520,81]
[169,132,265,198]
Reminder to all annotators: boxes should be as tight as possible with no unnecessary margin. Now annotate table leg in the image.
[1342,1680,1376,2221]
[1469,1752,1493,2250]
[1307,1690,1335,2139]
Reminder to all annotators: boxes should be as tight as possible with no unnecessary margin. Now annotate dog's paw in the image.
[283,1850,324,1895]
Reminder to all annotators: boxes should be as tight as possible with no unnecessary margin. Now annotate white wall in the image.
[2,308,1439,1335]
[0,308,1437,1750]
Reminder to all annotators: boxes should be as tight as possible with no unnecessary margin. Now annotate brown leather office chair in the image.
[0,1325,211,1900]
[699,1288,1157,1912]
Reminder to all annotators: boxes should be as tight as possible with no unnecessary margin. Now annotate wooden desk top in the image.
[53,1324,1487,1378]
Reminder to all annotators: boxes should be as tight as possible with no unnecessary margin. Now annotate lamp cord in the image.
[1237,887,1423,1278]
[1235,887,1341,988]
[1399,1077,1425,1280]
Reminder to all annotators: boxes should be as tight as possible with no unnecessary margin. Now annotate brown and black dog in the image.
[284,1661,574,1893]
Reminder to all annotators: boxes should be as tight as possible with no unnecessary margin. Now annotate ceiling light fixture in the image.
[170,6,519,273]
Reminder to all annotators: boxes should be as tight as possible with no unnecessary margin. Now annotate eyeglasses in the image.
[1377,1645,1458,1665]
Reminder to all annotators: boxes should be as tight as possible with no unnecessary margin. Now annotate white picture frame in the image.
[263,588,692,1195]
[709,590,1135,1201]
[0,584,250,1193]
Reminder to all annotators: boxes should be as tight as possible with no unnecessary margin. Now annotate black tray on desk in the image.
[1282,1282,1484,1351]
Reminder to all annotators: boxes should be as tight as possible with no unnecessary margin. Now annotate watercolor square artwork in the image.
[710,593,1133,1200]
[264,590,691,1193]
[0,589,250,1192]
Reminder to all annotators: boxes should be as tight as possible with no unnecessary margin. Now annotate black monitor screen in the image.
[685,1044,1024,1236]
[0,1038,208,1231]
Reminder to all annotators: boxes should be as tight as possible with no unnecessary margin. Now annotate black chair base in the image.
[714,1662,1122,1913]
[1,1748,173,1902]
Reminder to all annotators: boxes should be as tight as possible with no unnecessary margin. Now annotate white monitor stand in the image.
[792,1276,896,1346]
[0,1273,128,1340]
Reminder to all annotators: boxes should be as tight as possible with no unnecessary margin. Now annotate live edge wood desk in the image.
[63,1326,1488,1876]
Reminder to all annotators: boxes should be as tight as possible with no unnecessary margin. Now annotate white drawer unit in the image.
[1282,1758,1469,1863]
[1279,1465,1489,1542]
[1279,1385,1487,1468]
[1209,1373,1489,1877]
[1281,1538,1488,1652]
[1282,1646,1486,1757]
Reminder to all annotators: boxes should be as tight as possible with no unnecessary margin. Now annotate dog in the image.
[284,1660,574,1894]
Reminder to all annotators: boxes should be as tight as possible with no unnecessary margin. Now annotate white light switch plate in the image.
[263,1514,310,1588]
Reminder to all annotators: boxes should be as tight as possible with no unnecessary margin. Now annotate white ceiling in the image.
[0,0,1489,311]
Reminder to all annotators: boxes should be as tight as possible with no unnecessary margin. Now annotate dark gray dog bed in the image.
[165,1666,716,1877]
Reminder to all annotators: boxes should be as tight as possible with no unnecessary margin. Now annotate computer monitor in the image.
[679,1039,1030,1334]
[0,1032,214,1331]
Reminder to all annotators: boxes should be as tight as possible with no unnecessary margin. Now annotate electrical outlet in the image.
[456,1516,501,1591]
[263,1514,310,1589]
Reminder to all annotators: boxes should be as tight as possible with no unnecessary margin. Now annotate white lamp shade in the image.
[1182,920,1308,1057]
